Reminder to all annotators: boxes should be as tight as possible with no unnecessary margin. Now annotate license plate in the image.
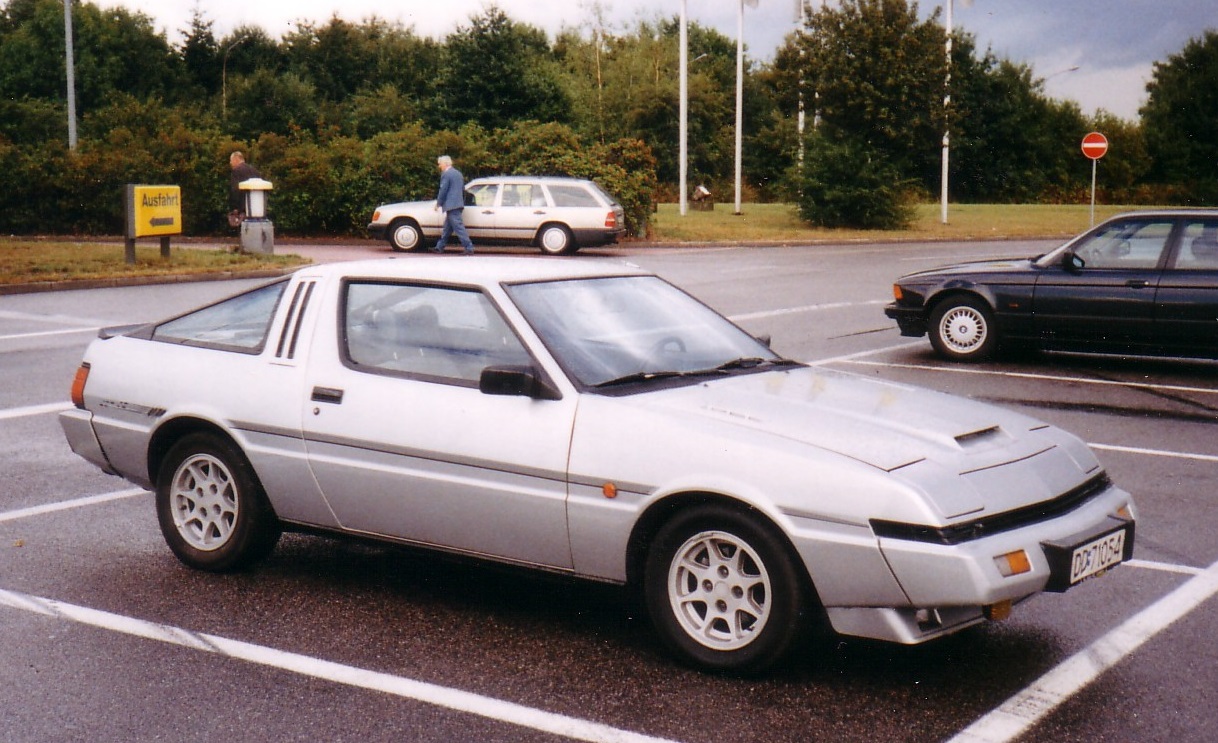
[1042,520,1133,592]
[1069,529,1126,585]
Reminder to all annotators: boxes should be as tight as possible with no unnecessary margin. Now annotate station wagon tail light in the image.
[994,549,1032,577]
[605,211,617,228]
[1116,503,1134,520]
[70,363,90,409]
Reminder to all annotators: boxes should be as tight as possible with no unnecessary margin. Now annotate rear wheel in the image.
[644,504,807,673]
[929,295,999,362]
[537,224,575,256]
[388,220,424,252]
[156,433,280,572]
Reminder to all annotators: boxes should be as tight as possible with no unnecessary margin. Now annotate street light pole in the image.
[679,0,688,216]
[940,0,952,225]
[222,36,250,122]
[734,0,749,215]
[63,0,77,150]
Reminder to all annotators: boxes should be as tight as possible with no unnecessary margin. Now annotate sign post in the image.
[1081,132,1108,226]
[124,184,182,264]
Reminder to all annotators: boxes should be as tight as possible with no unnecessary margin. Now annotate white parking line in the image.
[949,559,1218,743]
[0,488,146,524]
[842,359,1218,396]
[728,299,889,322]
[1090,443,1218,464]
[0,327,99,341]
[0,588,679,743]
[0,401,72,421]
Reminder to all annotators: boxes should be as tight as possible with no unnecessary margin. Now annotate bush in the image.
[794,134,915,230]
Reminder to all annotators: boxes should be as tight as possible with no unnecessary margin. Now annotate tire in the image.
[929,295,999,362]
[537,224,575,256]
[156,433,281,572]
[388,220,424,252]
[644,504,808,673]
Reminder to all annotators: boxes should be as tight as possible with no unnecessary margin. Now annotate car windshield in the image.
[507,275,792,389]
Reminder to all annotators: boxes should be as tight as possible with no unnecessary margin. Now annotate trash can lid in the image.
[239,178,273,190]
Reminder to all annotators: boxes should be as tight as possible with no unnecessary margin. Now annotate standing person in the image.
[432,155,474,254]
[228,151,261,227]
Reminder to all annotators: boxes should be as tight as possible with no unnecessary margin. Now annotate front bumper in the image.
[366,222,387,240]
[884,302,928,337]
[822,482,1134,644]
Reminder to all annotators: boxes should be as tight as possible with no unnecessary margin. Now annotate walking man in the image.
[432,155,474,254]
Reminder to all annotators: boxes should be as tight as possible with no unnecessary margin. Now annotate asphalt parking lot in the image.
[2,240,1215,742]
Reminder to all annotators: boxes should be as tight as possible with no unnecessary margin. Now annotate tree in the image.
[435,5,571,130]
[796,132,914,229]
[1142,30,1218,203]
[799,0,946,191]
[0,0,182,111]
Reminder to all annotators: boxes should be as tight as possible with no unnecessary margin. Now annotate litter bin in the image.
[239,178,274,254]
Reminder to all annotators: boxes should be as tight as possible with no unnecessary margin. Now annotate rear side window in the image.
[149,280,287,353]
[549,184,601,208]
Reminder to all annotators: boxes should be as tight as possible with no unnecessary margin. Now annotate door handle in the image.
[533,210,547,215]
[311,386,344,404]
[1125,279,1151,288]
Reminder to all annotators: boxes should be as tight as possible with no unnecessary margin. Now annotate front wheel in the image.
[644,504,808,673]
[156,433,281,572]
[537,224,575,256]
[929,295,999,362]
[388,220,424,252]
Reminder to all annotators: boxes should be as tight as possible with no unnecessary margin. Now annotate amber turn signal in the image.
[994,549,1032,577]
[70,363,90,409]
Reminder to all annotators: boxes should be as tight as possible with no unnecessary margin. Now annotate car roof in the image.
[299,256,649,286]
[467,176,595,187]
[1109,208,1218,219]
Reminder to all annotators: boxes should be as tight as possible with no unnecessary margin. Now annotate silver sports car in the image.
[61,257,1135,672]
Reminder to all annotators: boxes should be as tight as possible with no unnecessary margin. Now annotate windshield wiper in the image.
[592,357,801,389]
[592,370,689,388]
[713,356,802,371]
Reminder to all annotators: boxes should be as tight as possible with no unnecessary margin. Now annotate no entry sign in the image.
[1081,131,1109,160]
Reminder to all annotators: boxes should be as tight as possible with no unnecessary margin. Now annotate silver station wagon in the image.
[61,258,1135,672]
[368,176,627,255]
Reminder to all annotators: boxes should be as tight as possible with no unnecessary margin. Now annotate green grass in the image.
[0,204,1145,287]
[649,202,1136,243]
[0,239,309,287]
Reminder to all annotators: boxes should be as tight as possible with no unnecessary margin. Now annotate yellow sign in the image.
[129,185,182,238]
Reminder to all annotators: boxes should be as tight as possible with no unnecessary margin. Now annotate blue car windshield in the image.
[507,275,784,388]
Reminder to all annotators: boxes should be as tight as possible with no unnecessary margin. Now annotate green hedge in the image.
[0,113,657,239]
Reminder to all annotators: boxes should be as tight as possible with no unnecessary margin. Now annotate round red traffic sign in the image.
[1081,131,1109,160]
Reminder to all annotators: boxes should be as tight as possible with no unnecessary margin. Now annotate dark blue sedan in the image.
[885,210,1218,361]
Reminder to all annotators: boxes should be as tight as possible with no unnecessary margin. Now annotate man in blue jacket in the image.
[432,155,474,254]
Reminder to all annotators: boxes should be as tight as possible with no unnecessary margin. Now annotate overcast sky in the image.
[97,1,1216,121]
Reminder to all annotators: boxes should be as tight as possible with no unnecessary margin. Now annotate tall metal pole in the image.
[679,0,688,216]
[63,0,77,150]
[734,0,744,215]
[940,0,951,225]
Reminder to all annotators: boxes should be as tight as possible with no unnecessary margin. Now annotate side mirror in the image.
[1064,252,1086,271]
[479,365,561,400]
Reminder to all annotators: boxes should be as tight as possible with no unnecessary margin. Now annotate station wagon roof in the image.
[468,176,595,186]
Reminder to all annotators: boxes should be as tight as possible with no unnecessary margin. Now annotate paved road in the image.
[1,240,1215,742]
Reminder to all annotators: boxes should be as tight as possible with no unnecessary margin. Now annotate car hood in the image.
[899,257,1037,282]
[639,366,1088,517]
[380,198,435,212]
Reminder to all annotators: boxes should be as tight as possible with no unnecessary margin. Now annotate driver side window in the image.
[1075,220,1173,270]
